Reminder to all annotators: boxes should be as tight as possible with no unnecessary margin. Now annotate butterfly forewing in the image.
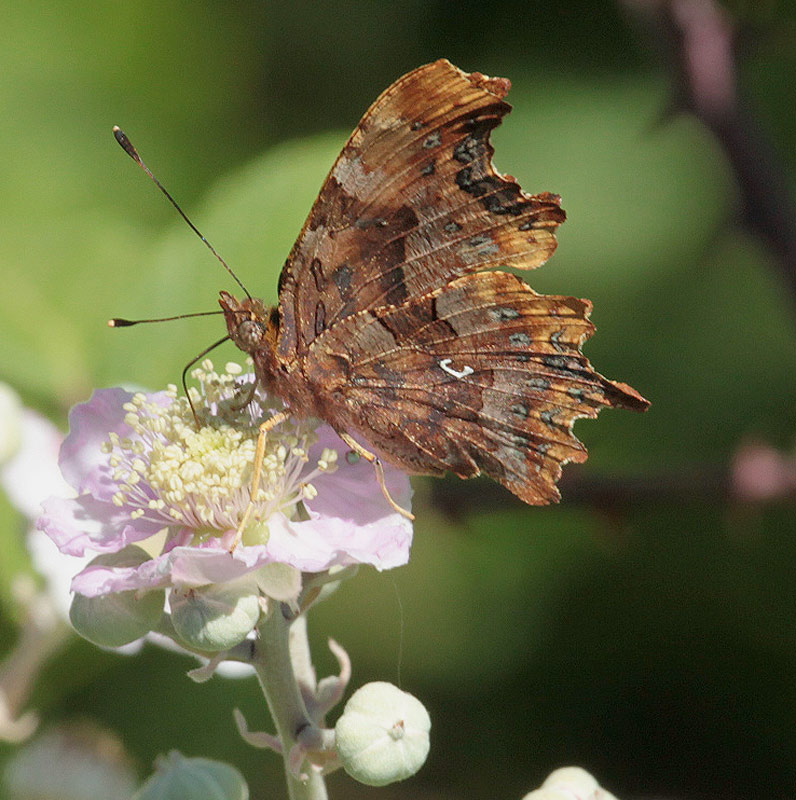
[275,58,565,362]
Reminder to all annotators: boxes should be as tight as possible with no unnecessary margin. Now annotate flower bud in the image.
[522,766,618,800]
[169,578,261,652]
[335,681,430,787]
[69,547,165,647]
[131,751,248,800]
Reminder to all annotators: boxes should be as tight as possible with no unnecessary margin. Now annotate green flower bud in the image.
[69,547,164,647]
[169,578,260,652]
[335,681,430,787]
[131,751,248,800]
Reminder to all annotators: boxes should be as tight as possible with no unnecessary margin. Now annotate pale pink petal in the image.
[38,494,163,556]
[300,427,413,570]
[71,555,171,595]
[266,512,411,572]
[59,389,170,501]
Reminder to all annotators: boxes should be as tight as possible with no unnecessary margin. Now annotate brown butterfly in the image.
[213,59,649,518]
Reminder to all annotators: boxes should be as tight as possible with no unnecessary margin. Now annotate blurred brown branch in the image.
[428,438,796,517]
[618,0,796,306]
[429,467,729,517]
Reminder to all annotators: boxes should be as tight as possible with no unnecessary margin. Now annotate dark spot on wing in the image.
[527,376,551,391]
[488,307,520,322]
[541,355,594,381]
[453,135,483,164]
[381,264,408,306]
[310,258,326,292]
[423,131,441,149]
[372,361,404,398]
[314,301,326,336]
[468,234,492,247]
[355,217,388,229]
[511,403,529,419]
[332,264,354,301]
[455,164,532,217]
[509,332,531,347]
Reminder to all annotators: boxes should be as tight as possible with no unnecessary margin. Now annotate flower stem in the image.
[253,605,328,800]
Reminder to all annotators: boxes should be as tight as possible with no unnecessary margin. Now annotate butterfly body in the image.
[220,59,649,506]
[220,290,342,423]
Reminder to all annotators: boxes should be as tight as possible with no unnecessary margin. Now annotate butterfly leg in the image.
[230,379,258,411]
[231,410,290,550]
[339,432,415,521]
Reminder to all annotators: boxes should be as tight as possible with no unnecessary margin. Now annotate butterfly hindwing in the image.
[275,58,565,363]
[306,271,648,504]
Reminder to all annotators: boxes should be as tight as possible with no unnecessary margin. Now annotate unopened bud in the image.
[169,578,261,652]
[69,547,164,647]
[522,766,618,800]
[132,751,248,800]
[335,682,430,787]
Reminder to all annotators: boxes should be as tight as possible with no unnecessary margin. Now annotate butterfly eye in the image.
[238,319,263,348]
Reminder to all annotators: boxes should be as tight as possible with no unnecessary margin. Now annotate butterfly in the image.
[217,59,649,516]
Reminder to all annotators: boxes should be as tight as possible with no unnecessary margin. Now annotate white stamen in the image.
[100,360,326,541]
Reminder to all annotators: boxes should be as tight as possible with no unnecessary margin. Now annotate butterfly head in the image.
[218,290,279,360]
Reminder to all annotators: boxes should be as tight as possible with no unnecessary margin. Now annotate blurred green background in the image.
[1,1,796,798]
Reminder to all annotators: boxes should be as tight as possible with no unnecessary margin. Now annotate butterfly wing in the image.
[275,58,565,363]
[305,271,648,505]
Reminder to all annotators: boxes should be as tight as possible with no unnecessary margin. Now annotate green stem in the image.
[253,606,328,800]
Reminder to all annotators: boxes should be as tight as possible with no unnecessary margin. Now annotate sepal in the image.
[69,546,164,647]
[169,577,261,652]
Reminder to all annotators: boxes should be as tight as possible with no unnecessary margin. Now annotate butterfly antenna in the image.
[108,310,223,328]
[113,126,252,300]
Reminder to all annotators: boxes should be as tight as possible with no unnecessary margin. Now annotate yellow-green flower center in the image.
[101,361,338,535]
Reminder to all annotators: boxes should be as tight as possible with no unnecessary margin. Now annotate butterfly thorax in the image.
[218,290,283,392]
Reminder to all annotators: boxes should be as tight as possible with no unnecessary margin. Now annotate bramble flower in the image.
[36,361,413,604]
